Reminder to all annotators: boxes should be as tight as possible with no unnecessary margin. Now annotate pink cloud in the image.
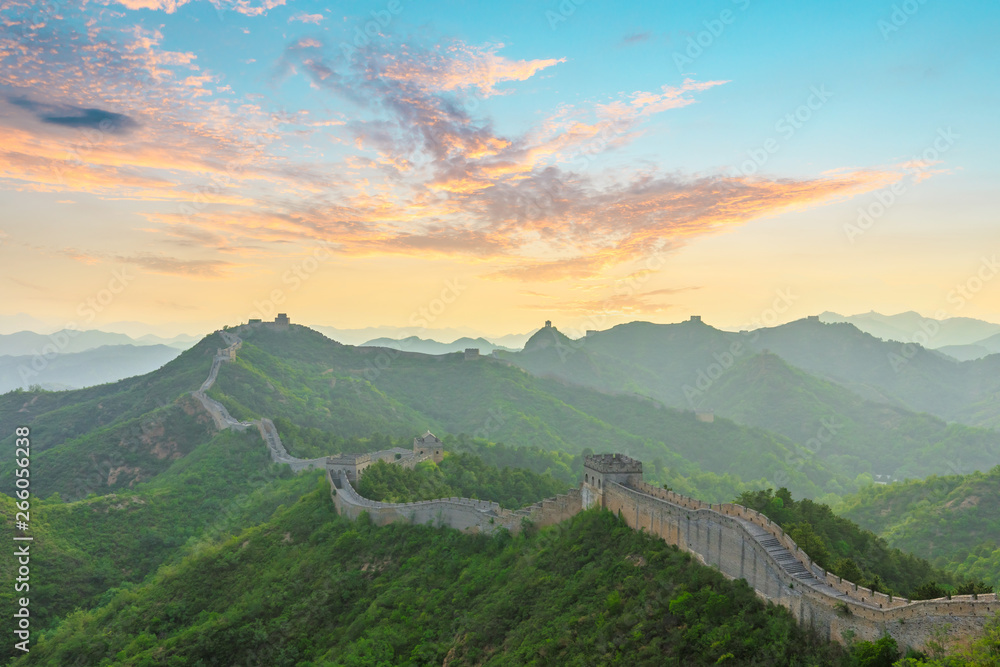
[113,0,192,12]
[381,42,565,97]
[289,12,324,25]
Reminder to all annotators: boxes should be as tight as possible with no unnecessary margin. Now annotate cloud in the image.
[523,286,696,315]
[619,32,652,46]
[289,12,324,24]
[218,0,287,17]
[116,253,235,277]
[114,0,192,12]
[8,97,139,133]
[379,42,565,96]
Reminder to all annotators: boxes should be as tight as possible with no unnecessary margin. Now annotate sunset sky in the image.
[1,0,997,338]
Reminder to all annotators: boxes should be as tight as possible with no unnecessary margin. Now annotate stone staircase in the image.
[743,521,866,607]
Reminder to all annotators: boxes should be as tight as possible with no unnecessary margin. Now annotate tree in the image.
[955,580,993,596]
[852,634,899,667]
[911,581,947,601]
[833,558,863,585]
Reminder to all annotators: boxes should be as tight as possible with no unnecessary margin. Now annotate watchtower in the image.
[582,453,643,508]
[413,431,444,463]
[326,452,371,483]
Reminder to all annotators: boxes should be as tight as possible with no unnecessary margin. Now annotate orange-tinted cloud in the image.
[380,42,564,96]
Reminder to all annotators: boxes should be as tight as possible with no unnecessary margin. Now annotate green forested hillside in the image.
[503,321,1000,485]
[750,319,1000,427]
[0,333,221,451]
[15,493,855,667]
[198,324,852,501]
[838,466,1000,589]
[0,428,315,651]
[697,353,1000,482]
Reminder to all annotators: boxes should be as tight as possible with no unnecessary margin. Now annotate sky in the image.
[0,0,998,338]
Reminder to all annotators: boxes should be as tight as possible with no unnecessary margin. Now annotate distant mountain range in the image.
[819,311,1000,356]
[499,317,1000,480]
[311,324,536,348]
[0,328,198,356]
[359,335,515,355]
[0,329,196,393]
[0,343,182,393]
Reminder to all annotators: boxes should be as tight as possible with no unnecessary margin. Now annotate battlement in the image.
[584,453,643,474]
[326,452,372,482]
[329,453,368,465]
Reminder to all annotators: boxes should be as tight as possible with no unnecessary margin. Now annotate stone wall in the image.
[328,469,582,535]
[600,480,997,651]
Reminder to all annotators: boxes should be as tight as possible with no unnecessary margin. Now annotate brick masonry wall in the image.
[328,469,582,535]
[601,481,997,651]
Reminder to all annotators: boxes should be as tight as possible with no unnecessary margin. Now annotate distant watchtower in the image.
[582,453,643,509]
[544,320,552,329]
[413,431,444,463]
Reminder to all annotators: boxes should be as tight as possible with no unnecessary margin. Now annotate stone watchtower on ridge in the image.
[413,431,444,464]
[582,453,643,509]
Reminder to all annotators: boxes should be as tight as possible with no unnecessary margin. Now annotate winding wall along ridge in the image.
[192,330,326,471]
[193,328,996,651]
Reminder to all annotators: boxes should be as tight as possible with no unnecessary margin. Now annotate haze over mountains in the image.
[0,329,197,393]
[358,335,515,355]
[819,311,1000,357]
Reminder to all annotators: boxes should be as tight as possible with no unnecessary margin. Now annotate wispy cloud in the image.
[289,11,324,24]
[619,32,652,46]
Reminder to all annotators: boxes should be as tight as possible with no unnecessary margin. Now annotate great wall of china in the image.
[196,326,998,651]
